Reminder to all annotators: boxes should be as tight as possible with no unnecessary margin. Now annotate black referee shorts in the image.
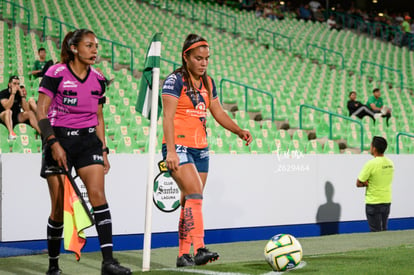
[40,127,104,178]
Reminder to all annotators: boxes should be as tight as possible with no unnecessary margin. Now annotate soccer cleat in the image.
[176,254,195,267]
[101,259,132,275]
[45,266,62,275]
[8,132,17,140]
[194,247,219,265]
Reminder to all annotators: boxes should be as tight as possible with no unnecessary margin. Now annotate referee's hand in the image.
[51,142,68,172]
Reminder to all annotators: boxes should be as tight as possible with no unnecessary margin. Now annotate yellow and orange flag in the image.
[63,175,94,261]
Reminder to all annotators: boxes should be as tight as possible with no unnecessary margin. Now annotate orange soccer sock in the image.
[184,195,205,252]
[178,206,192,257]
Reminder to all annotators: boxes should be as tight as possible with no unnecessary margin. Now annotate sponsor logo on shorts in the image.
[199,149,209,159]
[67,130,79,136]
[93,154,104,162]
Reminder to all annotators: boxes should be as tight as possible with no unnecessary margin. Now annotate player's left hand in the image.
[238,130,252,146]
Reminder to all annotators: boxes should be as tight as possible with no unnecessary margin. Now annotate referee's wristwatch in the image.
[102,147,109,154]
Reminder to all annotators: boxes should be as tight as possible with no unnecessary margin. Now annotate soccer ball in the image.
[264,233,303,271]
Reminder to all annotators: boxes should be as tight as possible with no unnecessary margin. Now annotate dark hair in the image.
[38,47,46,53]
[61,29,95,63]
[349,91,356,97]
[8,75,19,83]
[373,88,380,93]
[174,34,211,101]
[372,136,387,154]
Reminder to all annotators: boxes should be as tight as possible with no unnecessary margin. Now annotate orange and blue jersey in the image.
[162,72,218,148]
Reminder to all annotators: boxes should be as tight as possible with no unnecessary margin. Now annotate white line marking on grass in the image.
[161,268,249,275]
[159,261,307,275]
[261,261,307,274]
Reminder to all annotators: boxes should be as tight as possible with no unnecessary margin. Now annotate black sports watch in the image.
[102,147,109,154]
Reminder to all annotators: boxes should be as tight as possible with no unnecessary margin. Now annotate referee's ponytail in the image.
[61,29,95,64]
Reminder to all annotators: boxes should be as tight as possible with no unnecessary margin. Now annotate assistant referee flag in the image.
[63,175,93,261]
[136,32,163,119]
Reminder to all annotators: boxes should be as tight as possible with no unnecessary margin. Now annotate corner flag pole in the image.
[142,39,162,272]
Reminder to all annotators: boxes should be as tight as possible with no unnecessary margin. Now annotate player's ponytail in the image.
[61,29,96,64]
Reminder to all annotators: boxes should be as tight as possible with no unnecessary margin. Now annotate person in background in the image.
[366,88,392,126]
[347,91,375,123]
[20,84,37,114]
[30,47,54,78]
[356,136,394,232]
[0,75,40,138]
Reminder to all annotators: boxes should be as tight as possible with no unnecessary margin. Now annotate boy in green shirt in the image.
[366,88,392,126]
[30,48,53,78]
[357,136,394,232]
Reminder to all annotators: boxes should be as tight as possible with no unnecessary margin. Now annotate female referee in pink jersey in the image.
[162,34,253,267]
[36,29,131,275]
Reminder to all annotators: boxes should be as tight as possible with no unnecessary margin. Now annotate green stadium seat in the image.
[116,136,136,153]
[229,138,250,154]
[323,140,340,154]
[210,137,230,154]
[287,139,305,153]
[234,110,249,124]
[113,125,131,145]
[11,134,38,153]
[127,114,150,128]
[270,138,288,154]
[274,129,291,144]
[306,140,323,154]
[0,124,9,139]
[106,115,123,136]
[292,130,308,144]
[250,138,268,154]
[0,139,11,153]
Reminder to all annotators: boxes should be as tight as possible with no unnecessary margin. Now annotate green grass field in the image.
[1,230,413,274]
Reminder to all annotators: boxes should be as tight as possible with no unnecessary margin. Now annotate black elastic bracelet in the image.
[102,147,109,154]
[47,137,58,147]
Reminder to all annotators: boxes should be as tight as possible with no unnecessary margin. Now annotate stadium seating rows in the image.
[0,0,413,154]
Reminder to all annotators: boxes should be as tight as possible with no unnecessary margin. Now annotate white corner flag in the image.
[135,32,163,272]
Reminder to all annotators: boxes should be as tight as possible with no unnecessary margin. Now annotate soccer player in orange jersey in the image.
[162,34,252,267]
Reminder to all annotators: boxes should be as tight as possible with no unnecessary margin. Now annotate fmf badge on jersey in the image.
[153,160,181,212]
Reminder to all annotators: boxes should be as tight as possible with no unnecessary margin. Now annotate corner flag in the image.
[136,33,163,272]
[63,174,94,261]
[135,32,163,119]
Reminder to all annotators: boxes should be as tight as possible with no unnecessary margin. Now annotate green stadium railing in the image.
[306,43,345,70]
[204,8,237,34]
[219,78,274,122]
[256,27,292,51]
[1,0,31,32]
[42,17,134,74]
[326,10,414,50]
[360,60,403,91]
[299,104,364,152]
[160,57,180,71]
[396,132,414,154]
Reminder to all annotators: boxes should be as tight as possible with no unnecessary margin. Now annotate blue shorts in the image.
[162,144,209,173]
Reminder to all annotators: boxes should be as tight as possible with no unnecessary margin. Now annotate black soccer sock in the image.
[47,218,63,268]
[93,203,113,261]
